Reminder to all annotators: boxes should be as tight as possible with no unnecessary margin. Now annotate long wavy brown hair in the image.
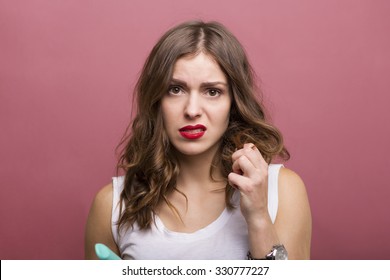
[117,20,290,232]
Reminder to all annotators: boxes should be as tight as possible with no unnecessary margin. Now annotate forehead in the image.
[172,52,227,82]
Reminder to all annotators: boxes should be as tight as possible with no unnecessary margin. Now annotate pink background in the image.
[1,0,389,259]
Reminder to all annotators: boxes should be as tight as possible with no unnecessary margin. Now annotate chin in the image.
[173,142,220,158]
[175,148,205,156]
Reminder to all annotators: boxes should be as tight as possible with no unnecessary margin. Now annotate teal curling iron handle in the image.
[95,243,122,260]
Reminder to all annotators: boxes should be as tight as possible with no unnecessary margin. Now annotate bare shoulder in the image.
[278,167,305,188]
[93,183,114,209]
[87,183,114,225]
[87,182,114,229]
[275,167,312,259]
[278,167,308,201]
[85,182,119,259]
[277,167,311,215]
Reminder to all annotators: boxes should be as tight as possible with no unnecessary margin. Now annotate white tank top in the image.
[111,164,283,259]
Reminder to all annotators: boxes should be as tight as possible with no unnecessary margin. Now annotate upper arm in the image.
[274,168,312,259]
[84,183,120,259]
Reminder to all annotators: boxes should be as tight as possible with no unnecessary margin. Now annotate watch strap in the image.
[247,244,287,260]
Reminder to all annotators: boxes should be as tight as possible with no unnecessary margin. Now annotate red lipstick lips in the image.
[179,124,206,139]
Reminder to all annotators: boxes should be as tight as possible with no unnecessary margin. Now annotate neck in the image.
[175,148,225,192]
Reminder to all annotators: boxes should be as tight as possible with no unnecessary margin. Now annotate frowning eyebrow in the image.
[170,78,228,88]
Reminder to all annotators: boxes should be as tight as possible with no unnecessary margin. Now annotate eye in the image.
[206,88,221,97]
[168,86,183,95]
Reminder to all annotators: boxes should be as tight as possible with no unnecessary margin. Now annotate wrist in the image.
[247,244,288,260]
[247,216,281,259]
[246,213,273,231]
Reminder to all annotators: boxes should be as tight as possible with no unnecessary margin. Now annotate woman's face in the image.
[161,52,232,158]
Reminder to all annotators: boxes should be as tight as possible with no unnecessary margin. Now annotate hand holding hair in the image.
[228,143,270,223]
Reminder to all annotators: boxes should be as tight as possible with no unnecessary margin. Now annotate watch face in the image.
[274,245,288,260]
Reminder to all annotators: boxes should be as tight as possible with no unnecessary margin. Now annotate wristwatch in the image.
[247,244,288,260]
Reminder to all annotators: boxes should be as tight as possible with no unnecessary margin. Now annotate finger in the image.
[232,144,266,170]
[232,143,255,161]
[228,172,252,193]
[232,143,258,159]
[243,143,256,150]
[232,155,260,178]
[231,148,248,162]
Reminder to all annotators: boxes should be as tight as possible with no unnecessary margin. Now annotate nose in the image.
[184,93,202,119]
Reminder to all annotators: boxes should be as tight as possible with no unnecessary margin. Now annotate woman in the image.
[85,20,311,260]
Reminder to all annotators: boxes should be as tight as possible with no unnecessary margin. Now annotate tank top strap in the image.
[267,164,284,223]
[111,176,125,244]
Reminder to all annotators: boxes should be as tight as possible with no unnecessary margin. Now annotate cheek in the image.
[218,102,232,123]
[223,113,230,129]
[223,104,232,129]
[211,107,231,133]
